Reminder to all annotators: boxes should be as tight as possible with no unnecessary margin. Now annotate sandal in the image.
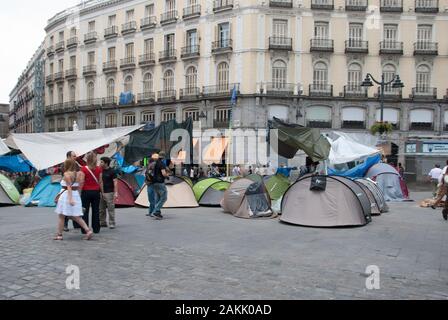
[53,234,63,241]
[83,230,93,241]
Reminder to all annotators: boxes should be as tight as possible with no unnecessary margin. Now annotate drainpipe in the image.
[438,103,443,136]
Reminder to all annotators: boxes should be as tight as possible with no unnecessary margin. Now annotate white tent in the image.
[327,135,380,165]
[0,139,10,156]
[5,125,143,170]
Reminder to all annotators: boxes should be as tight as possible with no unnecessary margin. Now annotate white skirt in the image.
[55,190,83,217]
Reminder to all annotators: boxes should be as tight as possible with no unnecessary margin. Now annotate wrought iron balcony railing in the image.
[104,26,119,39]
[264,82,295,95]
[181,45,200,59]
[212,39,233,53]
[411,87,437,100]
[415,0,439,13]
[121,21,137,35]
[345,40,368,53]
[379,40,403,54]
[65,68,77,80]
[380,0,403,12]
[309,84,333,97]
[213,0,234,13]
[311,0,334,10]
[342,121,366,129]
[310,39,334,52]
[120,57,136,70]
[84,31,98,44]
[307,120,332,128]
[345,0,368,11]
[203,83,240,97]
[139,53,156,66]
[140,16,157,30]
[413,41,438,55]
[269,37,293,51]
[180,87,201,99]
[55,41,65,53]
[160,10,178,25]
[344,85,367,98]
[183,4,201,19]
[138,92,156,104]
[159,49,177,63]
[103,61,118,73]
[66,37,78,49]
[409,122,433,131]
[269,0,293,8]
[83,65,97,76]
[157,90,177,101]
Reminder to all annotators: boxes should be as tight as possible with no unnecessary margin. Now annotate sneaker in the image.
[100,224,108,228]
[109,224,116,229]
[153,213,163,220]
[443,209,448,221]
[63,227,69,232]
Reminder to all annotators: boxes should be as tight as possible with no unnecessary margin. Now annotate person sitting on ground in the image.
[428,164,443,198]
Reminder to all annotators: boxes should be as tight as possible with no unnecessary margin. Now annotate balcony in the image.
[160,10,178,26]
[342,121,366,129]
[138,92,156,104]
[121,21,137,36]
[307,120,332,128]
[409,122,433,131]
[55,41,65,54]
[269,37,293,51]
[183,4,201,20]
[63,101,78,112]
[104,26,119,39]
[311,0,334,10]
[78,99,102,111]
[213,120,230,128]
[203,83,240,98]
[83,65,97,77]
[139,53,156,67]
[180,87,201,100]
[66,37,78,50]
[378,87,402,100]
[345,0,368,11]
[157,90,177,102]
[47,45,54,58]
[212,39,233,54]
[380,0,403,12]
[103,96,118,107]
[102,61,118,74]
[120,57,136,70]
[269,0,293,8]
[45,74,54,84]
[159,49,177,63]
[53,71,64,82]
[415,0,439,13]
[309,84,333,97]
[213,0,234,13]
[310,39,334,52]
[84,32,98,45]
[344,85,367,98]
[65,68,77,80]
[264,82,295,96]
[181,45,200,59]
[413,42,438,55]
[141,16,157,31]
[379,41,403,54]
[345,40,368,53]
[411,87,437,100]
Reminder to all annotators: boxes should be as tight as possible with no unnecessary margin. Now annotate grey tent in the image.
[221,178,274,219]
[355,178,388,213]
[280,175,372,227]
[365,163,410,202]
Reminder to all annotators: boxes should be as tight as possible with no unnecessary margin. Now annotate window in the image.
[58,59,64,72]
[142,111,155,123]
[383,64,396,92]
[67,116,77,131]
[184,108,199,121]
[88,51,95,65]
[215,107,231,123]
[313,62,328,88]
[164,34,175,52]
[70,56,76,68]
[107,79,115,97]
[57,118,65,131]
[49,63,54,74]
[273,19,288,38]
[69,84,76,102]
[342,107,365,129]
[144,39,154,54]
[347,63,362,90]
[87,81,95,100]
[59,31,64,41]
[410,109,433,130]
[217,62,229,91]
[376,108,399,124]
[126,10,134,22]
[86,115,97,129]
[416,65,431,92]
[268,105,289,121]
[143,73,153,93]
[272,60,287,89]
[163,70,175,91]
[50,35,54,45]
[165,0,176,11]
[124,75,133,93]
[105,113,117,128]
[383,24,398,42]
[217,23,230,46]
[108,15,116,27]
[70,27,77,37]
[125,43,134,58]
[349,23,363,41]
[49,87,54,105]
[122,113,136,126]
[108,47,116,61]
[48,119,55,131]
[417,25,432,42]
[145,4,154,16]
[185,66,197,90]
[162,110,177,122]
[314,22,329,39]
[88,21,96,32]
[306,106,332,128]
[186,29,198,47]
[58,85,64,103]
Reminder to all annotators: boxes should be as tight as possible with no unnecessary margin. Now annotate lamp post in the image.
[360,73,404,123]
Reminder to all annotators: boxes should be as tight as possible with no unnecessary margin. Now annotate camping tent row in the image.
[280,175,388,228]
[365,163,409,202]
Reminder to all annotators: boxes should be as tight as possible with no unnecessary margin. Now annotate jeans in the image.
[100,192,115,226]
[80,190,101,233]
[147,184,156,214]
[152,183,168,214]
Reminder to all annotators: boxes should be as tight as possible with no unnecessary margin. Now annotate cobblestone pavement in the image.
[0,191,447,300]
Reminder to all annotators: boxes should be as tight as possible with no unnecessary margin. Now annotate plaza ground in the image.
[0,191,447,300]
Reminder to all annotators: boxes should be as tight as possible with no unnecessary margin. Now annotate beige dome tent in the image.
[355,178,388,214]
[281,175,372,227]
[221,178,275,219]
[135,176,199,208]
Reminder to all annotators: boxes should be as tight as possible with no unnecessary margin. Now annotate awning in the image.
[5,125,143,170]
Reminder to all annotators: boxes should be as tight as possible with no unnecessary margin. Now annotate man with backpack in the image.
[145,152,169,220]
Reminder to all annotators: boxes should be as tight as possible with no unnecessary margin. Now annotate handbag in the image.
[310,175,327,191]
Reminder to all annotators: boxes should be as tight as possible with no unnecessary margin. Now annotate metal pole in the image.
[380,74,385,123]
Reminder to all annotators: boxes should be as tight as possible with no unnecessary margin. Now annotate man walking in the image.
[145,156,156,216]
[99,157,118,229]
[428,164,443,198]
[150,152,169,220]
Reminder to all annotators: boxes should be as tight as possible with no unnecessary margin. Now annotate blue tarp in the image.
[135,175,145,189]
[276,167,293,178]
[25,175,61,207]
[119,92,134,105]
[112,152,138,173]
[328,154,381,178]
[0,155,33,172]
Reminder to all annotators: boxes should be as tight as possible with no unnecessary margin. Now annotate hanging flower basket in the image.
[370,121,393,136]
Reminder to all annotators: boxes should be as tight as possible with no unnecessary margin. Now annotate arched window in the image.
[143,73,153,93]
[105,113,117,128]
[272,60,287,89]
[183,108,199,121]
[382,64,396,92]
[163,70,174,92]
[69,84,76,102]
[306,106,332,128]
[122,112,136,126]
[87,81,95,101]
[141,111,155,123]
[347,63,362,90]
[410,109,433,131]
[313,62,328,89]
[185,66,197,92]
[217,62,229,92]
[416,65,431,93]
[107,79,115,98]
[124,75,133,93]
[162,109,176,122]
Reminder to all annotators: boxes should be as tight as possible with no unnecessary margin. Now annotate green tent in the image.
[0,173,20,205]
[264,174,290,201]
[245,174,264,183]
[180,176,194,188]
[193,178,230,206]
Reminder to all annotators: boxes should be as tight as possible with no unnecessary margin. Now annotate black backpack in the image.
[145,163,155,184]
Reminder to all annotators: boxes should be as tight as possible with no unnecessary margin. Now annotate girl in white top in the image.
[54,159,93,241]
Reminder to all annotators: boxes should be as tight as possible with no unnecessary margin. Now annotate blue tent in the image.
[328,154,381,178]
[135,175,145,189]
[25,176,61,207]
[112,152,138,173]
[0,155,33,172]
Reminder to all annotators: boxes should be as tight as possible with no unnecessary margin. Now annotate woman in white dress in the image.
[54,159,93,240]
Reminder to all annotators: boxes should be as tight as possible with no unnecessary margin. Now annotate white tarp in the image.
[328,135,380,165]
[5,125,143,170]
[0,139,10,156]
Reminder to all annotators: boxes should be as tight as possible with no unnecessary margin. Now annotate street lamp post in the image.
[361,73,404,123]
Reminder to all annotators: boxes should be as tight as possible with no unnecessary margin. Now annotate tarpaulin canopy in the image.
[327,135,380,165]
[328,154,381,178]
[0,155,34,172]
[268,117,331,161]
[0,139,10,156]
[5,125,143,170]
[124,119,193,164]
